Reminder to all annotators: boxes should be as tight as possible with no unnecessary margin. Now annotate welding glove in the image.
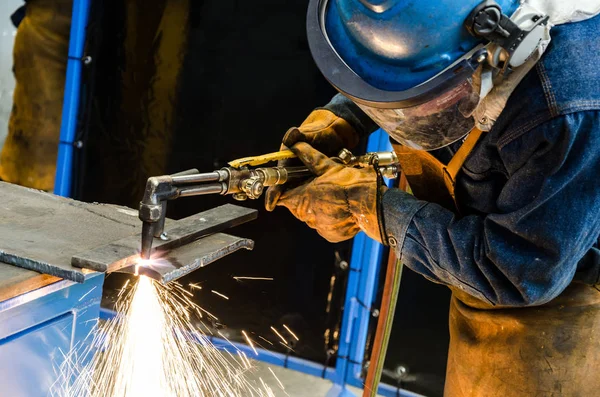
[277,142,385,243]
[264,109,359,211]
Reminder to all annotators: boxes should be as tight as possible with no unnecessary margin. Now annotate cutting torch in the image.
[138,148,399,260]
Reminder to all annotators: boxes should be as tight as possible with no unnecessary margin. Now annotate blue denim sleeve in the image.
[382,111,600,307]
[321,93,379,138]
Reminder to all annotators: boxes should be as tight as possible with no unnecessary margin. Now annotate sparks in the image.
[282,324,299,341]
[242,330,258,356]
[189,283,202,290]
[258,336,274,346]
[118,279,131,298]
[211,290,230,300]
[270,326,288,345]
[268,367,286,390]
[198,306,219,321]
[233,276,274,281]
[51,276,275,396]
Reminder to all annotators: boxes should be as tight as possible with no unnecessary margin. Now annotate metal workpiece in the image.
[0,182,255,284]
[0,181,142,283]
[73,204,257,273]
[117,233,254,284]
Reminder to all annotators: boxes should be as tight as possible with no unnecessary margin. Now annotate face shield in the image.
[356,76,481,150]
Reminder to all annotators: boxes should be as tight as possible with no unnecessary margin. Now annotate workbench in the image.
[0,181,142,396]
[0,180,257,397]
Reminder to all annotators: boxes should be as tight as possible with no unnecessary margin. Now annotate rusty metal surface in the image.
[0,182,256,284]
[116,233,254,284]
[71,204,257,273]
[0,182,141,283]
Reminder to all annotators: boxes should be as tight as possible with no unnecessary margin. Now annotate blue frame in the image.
[56,1,420,395]
[0,273,104,397]
[54,0,92,197]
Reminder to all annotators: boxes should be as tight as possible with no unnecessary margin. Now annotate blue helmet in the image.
[306,0,548,150]
[307,0,520,107]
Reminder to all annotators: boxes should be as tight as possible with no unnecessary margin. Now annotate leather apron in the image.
[392,131,600,397]
[0,0,72,191]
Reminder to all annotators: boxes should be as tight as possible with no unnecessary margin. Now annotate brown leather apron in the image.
[392,130,600,397]
[0,0,72,191]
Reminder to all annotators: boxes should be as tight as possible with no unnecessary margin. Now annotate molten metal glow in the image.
[52,276,279,396]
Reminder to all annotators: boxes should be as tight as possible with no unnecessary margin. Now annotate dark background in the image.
[77,1,451,396]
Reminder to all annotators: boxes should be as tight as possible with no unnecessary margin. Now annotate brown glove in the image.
[277,142,385,243]
[264,109,359,211]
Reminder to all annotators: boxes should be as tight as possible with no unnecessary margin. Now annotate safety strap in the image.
[442,127,485,208]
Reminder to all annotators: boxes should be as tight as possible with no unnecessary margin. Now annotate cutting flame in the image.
[51,276,279,396]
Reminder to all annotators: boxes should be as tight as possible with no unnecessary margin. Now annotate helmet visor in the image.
[356,78,480,151]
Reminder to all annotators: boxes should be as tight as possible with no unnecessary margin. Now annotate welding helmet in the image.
[307,0,549,150]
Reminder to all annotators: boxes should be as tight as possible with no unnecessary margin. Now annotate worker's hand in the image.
[277,142,384,243]
[264,109,359,211]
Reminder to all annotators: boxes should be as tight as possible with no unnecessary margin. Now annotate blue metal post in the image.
[347,130,394,379]
[54,0,92,197]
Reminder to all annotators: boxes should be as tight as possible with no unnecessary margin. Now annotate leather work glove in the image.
[264,109,359,211]
[277,142,386,243]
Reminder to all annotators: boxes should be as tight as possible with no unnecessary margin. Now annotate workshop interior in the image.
[0,1,451,396]
[0,0,598,396]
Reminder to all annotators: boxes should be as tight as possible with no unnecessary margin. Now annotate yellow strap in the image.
[443,127,485,205]
[228,149,296,168]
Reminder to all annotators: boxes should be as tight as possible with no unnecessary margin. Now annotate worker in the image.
[266,1,600,395]
[0,0,71,191]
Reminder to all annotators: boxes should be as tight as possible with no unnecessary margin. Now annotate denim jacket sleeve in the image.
[382,111,600,307]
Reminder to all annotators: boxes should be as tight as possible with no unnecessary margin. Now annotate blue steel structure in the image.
[52,1,420,396]
[54,0,92,197]
[0,273,104,396]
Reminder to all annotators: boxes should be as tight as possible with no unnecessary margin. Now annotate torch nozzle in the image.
[140,221,155,260]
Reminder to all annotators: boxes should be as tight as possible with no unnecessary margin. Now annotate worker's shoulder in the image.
[493,15,600,148]
[539,15,600,114]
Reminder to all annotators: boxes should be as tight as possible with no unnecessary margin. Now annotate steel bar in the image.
[72,204,257,273]
[115,233,254,284]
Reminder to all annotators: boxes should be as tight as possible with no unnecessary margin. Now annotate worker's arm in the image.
[384,111,600,307]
